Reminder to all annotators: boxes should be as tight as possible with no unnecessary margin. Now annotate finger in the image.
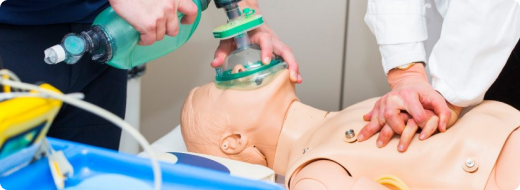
[166,13,180,37]
[376,124,394,148]
[156,17,166,41]
[211,39,235,68]
[401,93,428,127]
[358,108,384,142]
[254,33,274,65]
[384,109,406,135]
[399,112,411,121]
[398,119,419,152]
[358,120,382,142]
[363,110,373,121]
[431,99,452,132]
[419,115,439,140]
[273,42,301,83]
[359,100,382,140]
[384,95,406,134]
[378,95,388,126]
[363,100,380,121]
[138,25,156,46]
[178,0,198,24]
[445,104,461,128]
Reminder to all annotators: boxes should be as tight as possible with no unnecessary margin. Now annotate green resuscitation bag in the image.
[44,0,210,69]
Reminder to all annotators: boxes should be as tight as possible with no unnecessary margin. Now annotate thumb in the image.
[211,39,235,68]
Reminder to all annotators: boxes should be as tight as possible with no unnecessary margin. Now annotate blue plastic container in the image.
[0,138,283,190]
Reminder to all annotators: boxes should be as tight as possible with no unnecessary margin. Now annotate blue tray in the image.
[0,138,283,190]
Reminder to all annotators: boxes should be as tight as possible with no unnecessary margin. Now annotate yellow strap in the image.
[375,175,410,190]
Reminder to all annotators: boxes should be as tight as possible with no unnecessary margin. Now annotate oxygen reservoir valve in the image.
[44,26,111,65]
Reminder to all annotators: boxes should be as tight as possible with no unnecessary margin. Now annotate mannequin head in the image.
[181,69,299,167]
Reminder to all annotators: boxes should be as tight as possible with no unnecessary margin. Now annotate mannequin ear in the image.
[220,134,248,155]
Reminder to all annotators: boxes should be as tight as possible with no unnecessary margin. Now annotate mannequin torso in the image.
[277,99,520,190]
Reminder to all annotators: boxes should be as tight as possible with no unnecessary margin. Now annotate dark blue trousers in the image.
[0,23,126,150]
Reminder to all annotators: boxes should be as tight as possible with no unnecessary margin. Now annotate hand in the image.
[361,105,460,152]
[357,64,459,151]
[109,0,198,45]
[210,3,302,83]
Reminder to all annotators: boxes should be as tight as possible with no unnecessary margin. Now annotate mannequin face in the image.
[181,69,298,167]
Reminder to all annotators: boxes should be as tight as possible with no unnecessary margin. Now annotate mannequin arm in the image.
[289,160,389,190]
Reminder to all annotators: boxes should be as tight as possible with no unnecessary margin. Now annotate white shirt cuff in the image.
[433,78,485,107]
[380,42,426,74]
[365,0,428,45]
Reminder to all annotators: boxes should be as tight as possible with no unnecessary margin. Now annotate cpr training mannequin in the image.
[181,69,520,190]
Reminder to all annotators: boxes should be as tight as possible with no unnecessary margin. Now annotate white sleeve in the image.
[429,0,520,107]
[365,0,428,74]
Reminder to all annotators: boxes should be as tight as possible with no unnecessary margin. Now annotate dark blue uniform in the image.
[0,0,126,150]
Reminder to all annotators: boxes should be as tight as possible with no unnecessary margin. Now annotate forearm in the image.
[365,0,428,75]
[430,0,520,107]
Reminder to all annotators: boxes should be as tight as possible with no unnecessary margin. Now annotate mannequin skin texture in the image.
[181,69,520,190]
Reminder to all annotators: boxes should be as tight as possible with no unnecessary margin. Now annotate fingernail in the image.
[297,74,302,83]
[263,57,271,65]
[398,144,405,151]
[419,134,425,140]
[291,72,297,81]
[377,141,383,148]
[357,134,364,141]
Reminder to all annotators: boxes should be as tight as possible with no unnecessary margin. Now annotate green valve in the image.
[213,8,264,39]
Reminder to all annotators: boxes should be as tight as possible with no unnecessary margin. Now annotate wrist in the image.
[387,62,428,88]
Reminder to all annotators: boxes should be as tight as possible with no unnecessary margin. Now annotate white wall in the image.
[342,0,389,108]
[259,0,348,111]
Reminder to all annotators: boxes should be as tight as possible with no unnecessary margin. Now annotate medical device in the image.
[212,0,287,89]
[0,69,162,190]
[0,82,63,175]
[43,0,210,69]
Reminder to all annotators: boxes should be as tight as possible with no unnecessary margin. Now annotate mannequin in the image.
[181,69,520,190]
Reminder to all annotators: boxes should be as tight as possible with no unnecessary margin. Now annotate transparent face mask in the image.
[215,45,287,90]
